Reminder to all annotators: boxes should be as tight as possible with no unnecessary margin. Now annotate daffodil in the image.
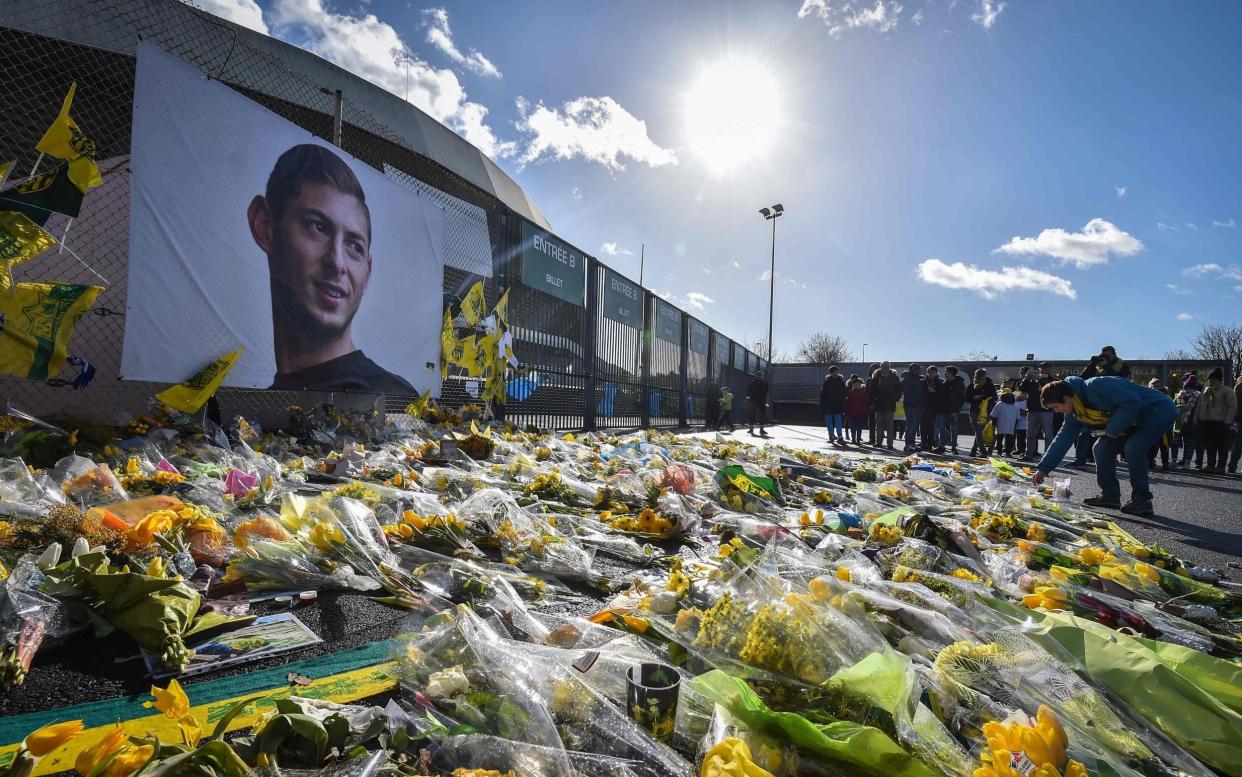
[125,510,176,547]
[701,736,775,777]
[144,678,190,719]
[75,726,127,775]
[145,556,166,578]
[22,720,84,757]
[309,522,345,551]
[102,744,154,777]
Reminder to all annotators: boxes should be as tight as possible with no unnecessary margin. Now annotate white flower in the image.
[425,665,470,699]
[71,537,91,558]
[37,543,62,570]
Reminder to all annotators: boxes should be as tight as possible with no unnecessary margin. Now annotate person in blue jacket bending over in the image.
[1030,376,1177,517]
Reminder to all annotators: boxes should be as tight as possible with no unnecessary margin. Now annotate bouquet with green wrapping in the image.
[69,552,250,672]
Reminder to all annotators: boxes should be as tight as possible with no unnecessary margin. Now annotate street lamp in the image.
[759,203,783,424]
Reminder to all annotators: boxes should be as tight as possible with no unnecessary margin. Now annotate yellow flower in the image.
[310,522,345,551]
[22,720,84,757]
[144,678,190,719]
[1077,547,1115,567]
[145,556,166,578]
[701,736,775,777]
[125,510,176,546]
[102,745,154,777]
[1135,562,1161,584]
[835,566,852,582]
[75,726,127,775]
[176,714,202,747]
[1026,522,1047,542]
[951,567,983,584]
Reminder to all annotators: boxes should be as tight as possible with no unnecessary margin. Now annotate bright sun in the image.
[683,57,782,176]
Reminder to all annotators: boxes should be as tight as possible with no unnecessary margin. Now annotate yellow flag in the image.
[0,213,58,294]
[0,211,57,264]
[37,84,98,161]
[492,287,509,326]
[460,280,486,326]
[66,155,102,195]
[440,309,456,378]
[155,349,242,414]
[0,282,102,380]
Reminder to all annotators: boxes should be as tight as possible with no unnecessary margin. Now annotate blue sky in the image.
[197,0,1242,362]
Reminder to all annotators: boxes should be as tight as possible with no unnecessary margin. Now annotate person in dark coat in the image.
[845,376,869,445]
[923,365,946,453]
[870,361,902,450]
[940,366,966,454]
[865,362,880,445]
[964,368,998,456]
[747,369,769,437]
[899,364,927,452]
[818,365,848,445]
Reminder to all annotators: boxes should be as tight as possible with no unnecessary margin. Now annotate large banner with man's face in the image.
[122,43,445,397]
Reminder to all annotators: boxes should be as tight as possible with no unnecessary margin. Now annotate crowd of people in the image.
[804,347,1239,517]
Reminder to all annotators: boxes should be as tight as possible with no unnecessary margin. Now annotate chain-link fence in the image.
[0,0,763,431]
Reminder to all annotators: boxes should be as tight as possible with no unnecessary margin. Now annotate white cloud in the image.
[1165,284,1191,295]
[182,0,268,33]
[421,8,501,78]
[514,96,677,171]
[993,218,1142,268]
[798,1,903,37]
[1183,263,1223,278]
[758,270,808,289]
[652,289,715,311]
[570,187,582,199]
[911,8,924,24]
[685,292,715,310]
[917,259,1077,300]
[1177,313,1194,321]
[732,260,741,269]
[600,242,633,256]
[268,0,511,158]
[1183,263,1242,281]
[1158,221,1177,232]
[1212,217,1236,228]
[1115,185,1127,198]
[971,0,1005,28]
[1186,222,1198,231]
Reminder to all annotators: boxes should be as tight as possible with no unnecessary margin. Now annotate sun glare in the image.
[683,57,782,176]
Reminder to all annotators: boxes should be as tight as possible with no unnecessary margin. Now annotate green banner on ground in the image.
[520,221,585,305]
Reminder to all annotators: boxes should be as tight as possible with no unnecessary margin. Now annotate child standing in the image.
[845,376,869,445]
[717,386,735,432]
[989,390,1022,456]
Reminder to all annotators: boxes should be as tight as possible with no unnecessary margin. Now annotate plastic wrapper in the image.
[53,454,128,507]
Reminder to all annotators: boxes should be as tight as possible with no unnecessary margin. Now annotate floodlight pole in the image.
[759,204,783,423]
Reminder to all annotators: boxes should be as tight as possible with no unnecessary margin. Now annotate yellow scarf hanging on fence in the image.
[1071,394,1111,428]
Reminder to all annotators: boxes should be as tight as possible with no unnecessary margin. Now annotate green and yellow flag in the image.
[1,162,86,226]
[0,212,58,294]
[155,348,242,414]
[0,282,102,380]
[439,309,456,378]
[35,84,102,194]
[0,161,13,186]
[460,280,486,326]
[492,287,509,327]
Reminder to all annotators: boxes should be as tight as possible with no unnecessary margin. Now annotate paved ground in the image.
[689,423,1242,573]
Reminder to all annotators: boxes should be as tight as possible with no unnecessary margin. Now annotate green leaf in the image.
[209,696,262,742]
[324,714,351,753]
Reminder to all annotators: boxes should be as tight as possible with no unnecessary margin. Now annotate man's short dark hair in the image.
[266,144,370,241]
[1101,345,1116,355]
[828,365,839,373]
[1039,361,1051,368]
[1040,379,1073,408]
[945,366,958,376]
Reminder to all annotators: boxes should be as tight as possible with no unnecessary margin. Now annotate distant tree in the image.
[749,338,791,364]
[796,332,854,364]
[959,350,999,362]
[1188,324,1242,377]
[1163,348,1195,361]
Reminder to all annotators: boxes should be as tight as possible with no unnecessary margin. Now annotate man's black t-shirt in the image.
[270,350,417,395]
